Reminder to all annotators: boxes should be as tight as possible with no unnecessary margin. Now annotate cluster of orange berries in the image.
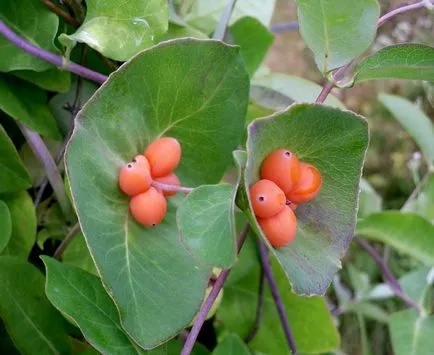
[250,149,322,248]
[118,137,181,226]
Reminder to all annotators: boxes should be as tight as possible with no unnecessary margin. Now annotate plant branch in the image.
[41,0,80,27]
[244,265,265,343]
[257,239,297,354]
[315,0,430,104]
[181,223,250,355]
[19,125,73,220]
[355,238,421,311]
[270,22,299,33]
[212,0,238,40]
[53,222,80,259]
[0,20,107,84]
[151,181,194,194]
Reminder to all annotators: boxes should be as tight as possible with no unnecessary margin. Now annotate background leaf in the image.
[295,0,379,73]
[245,104,368,295]
[212,334,250,355]
[379,93,434,166]
[0,191,36,258]
[0,256,70,355]
[178,184,237,268]
[59,0,169,61]
[0,201,12,253]
[358,178,382,218]
[400,267,434,312]
[0,124,31,193]
[402,174,434,223]
[66,39,249,348]
[357,212,434,265]
[355,44,434,83]
[43,257,140,354]
[13,69,71,93]
[62,232,97,275]
[0,0,60,72]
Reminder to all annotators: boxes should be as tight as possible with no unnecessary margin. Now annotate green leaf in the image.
[347,302,389,323]
[251,71,345,108]
[178,184,237,268]
[65,39,249,348]
[1,191,36,258]
[400,267,433,311]
[355,44,434,83]
[357,212,434,265]
[356,312,373,355]
[13,69,71,93]
[230,17,274,76]
[245,104,368,295]
[379,94,434,166]
[0,76,62,139]
[183,0,276,35]
[212,334,250,355]
[42,257,140,354]
[389,309,434,355]
[402,174,434,223]
[358,178,382,218]
[0,201,12,253]
[62,232,98,275]
[0,0,59,72]
[59,0,169,61]
[295,0,379,73]
[0,256,70,355]
[0,124,31,193]
[157,23,208,42]
[218,261,339,354]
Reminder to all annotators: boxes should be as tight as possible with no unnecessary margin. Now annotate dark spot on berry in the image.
[284,151,291,157]
[286,200,291,205]
[127,164,132,168]
[259,196,265,202]
[152,223,156,227]
[132,158,137,163]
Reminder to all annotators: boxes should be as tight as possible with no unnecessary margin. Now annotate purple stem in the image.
[270,22,299,33]
[257,239,297,354]
[151,181,193,194]
[53,222,80,259]
[181,224,250,355]
[244,265,265,343]
[315,0,430,104]
[355,238,421,311]
[212,0,238,40]
[0,20,107,84]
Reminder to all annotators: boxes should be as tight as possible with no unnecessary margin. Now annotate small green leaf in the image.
[178,184,237,268]
[389,310,434,355]
[355,44,434,83]
[218,261,340,354]
[402,174,434,223]
[379,94,434,166]
[357,212,434,265]
[157,23,207,42]
[0,76,62,139]
[0,0,59,72]
[1,191,36,258]
[295,0,379,73]
[42,257,139,354]
[13,69,71,93]
[230,17,274,76]
[212,334,250,355]
[0,201,12,253]
[0,256,71,355]
[245,104,369,295]
[59,0,169,61]
[400,267,433,311]
[358,178,382,218]
[62,232,98,275]
[66,39,249,348]
[0,124,31,193]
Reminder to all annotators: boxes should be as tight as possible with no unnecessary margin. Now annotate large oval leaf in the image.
[0,256,70,354]
[66,39,249,348]
[295,0,379,73]
[244,103,368,295]
[0,201,11,253]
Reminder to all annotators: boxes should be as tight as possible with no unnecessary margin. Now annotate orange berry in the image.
[249,179,286,218]
[260,149,301,194]
[286,163,322,204]
[258,206,297,248]
[129,187,167,226]
[119,160,152,197]
[154,173,180,197]
[133,154,150,170]
[145,137,181,177]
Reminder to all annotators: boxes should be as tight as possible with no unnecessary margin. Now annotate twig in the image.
[355,238,421,311]
[270,22,299,33]
[212,0,238,40]
[181,224,250,355]
[257,239,297,354]
[53,222,80,259]
[0,20,107,84]
[41,0,80,27]
[19,125,73,220]
[151,181,194,194]
[244,266,265,343]
[314,0,429,104]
